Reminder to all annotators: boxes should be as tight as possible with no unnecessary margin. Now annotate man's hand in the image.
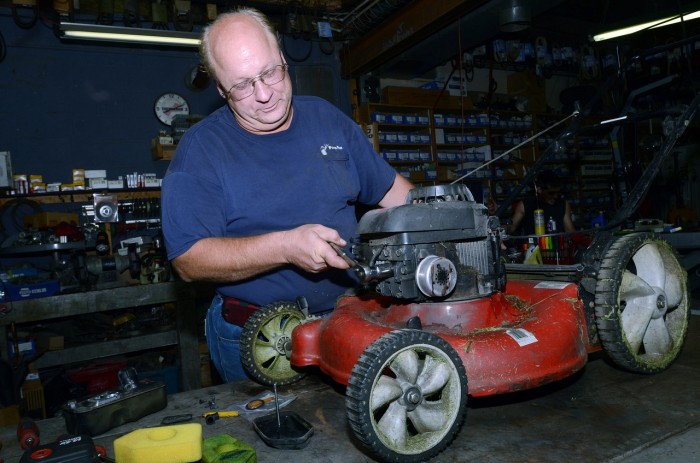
[282,224,351,273]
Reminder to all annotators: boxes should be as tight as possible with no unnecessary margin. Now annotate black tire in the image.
[346,330,468,463]
[240,301,307,386]
[594,233,689,373]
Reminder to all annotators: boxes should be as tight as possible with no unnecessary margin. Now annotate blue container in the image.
[591,211,606,229]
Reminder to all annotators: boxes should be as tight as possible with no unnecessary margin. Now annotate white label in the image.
[534,281,572,289]
[506,328,538,346]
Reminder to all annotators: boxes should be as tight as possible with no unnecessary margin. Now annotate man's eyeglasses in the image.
[225,64,288,101]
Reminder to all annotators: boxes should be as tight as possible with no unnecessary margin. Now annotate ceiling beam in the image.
[340,0,489,78]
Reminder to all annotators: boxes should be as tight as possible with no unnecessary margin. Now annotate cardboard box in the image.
[36,333,65,351]
[9,338,35,356]
[151,139,176,160]
[22,375,46,419]
[0,405,20,426]
[108,179,125,189]
[84,169,107,179]
[89,178,108,189]
[0,278,60,302]
[199,343,213,387]
[437,166,459,180]
[24,211,79,229]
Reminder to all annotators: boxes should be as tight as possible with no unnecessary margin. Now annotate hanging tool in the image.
[17,418,39,449]
[203,411,239,425]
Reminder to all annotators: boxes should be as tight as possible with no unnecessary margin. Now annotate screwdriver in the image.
[245,396,274,410]
[203,411,239,425]
[17,418,40,450]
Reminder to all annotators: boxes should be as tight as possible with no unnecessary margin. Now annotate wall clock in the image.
[154,92,190,126]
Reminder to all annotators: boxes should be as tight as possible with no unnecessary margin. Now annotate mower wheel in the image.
[346,330,468,463]
[240,301,307,386]
[594,233,689,373]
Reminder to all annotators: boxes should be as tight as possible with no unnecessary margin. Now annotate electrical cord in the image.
[0,198,43,244]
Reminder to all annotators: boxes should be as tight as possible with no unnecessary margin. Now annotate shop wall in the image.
[0,13,349,186]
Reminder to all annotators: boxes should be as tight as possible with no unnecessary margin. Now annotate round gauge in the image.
[154,92,190,126]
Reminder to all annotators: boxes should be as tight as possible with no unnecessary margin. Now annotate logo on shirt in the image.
[320,144,343,156]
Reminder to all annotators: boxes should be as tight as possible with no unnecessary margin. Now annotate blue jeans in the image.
[205,294,250,382]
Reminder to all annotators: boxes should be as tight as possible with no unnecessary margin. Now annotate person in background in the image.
[488,169,576,236]
[160,7,413,382]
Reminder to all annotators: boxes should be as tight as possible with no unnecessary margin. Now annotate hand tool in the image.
[203,410,239,425]
[17,418,40,450]
[160,414,192,425]
[328,242,359,267]
[245,396,274,410]
[95,444,116,462]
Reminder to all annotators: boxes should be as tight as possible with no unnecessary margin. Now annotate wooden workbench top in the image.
[0,375,367,462]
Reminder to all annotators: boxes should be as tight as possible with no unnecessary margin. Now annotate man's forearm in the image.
[172,233,287,283]
[379,173,414,208]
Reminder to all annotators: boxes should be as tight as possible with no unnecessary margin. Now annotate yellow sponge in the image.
[114,423,202,463]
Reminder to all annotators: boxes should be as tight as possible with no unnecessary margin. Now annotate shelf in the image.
[0,188,161,206]
[0,242,86,256]
[356,103,618,220]
[0,282,201,392]
[33,330,178,369]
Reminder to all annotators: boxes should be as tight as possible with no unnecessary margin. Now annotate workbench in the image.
[1,315,699,463]
[0,282,201,392]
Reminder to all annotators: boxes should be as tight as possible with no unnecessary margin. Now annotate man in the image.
[160,7,413,382]
[503,169,576,236]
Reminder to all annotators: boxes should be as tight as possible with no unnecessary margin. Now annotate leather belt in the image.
[221,297,259,327]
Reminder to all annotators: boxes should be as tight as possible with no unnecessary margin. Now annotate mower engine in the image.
[351,184,506,302]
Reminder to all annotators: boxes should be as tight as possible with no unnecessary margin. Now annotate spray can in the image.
[546,217,557,250]
[534,209,545,235]
[534,209,546,249]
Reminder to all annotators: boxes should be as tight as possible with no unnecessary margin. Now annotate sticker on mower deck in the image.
[506,328,538,347]
[534,281,572,289]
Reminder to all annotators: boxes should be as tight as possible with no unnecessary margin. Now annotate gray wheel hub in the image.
[402,386,422,411]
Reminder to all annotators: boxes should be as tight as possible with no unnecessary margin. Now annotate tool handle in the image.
[245,396,274,410]
[160,414,193,425]
[17,418,40,450]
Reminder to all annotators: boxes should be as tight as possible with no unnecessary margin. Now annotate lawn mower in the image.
[239,39,697,462]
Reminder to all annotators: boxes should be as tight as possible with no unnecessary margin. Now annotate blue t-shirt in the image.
[161,96,397,311]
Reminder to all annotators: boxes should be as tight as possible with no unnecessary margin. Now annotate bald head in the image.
[199,7,293,134]
[201,8,280,85]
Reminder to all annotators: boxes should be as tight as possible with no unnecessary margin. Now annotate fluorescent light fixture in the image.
[59,22,201,47]
[593,10,700,42]
[599,115,628,125]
